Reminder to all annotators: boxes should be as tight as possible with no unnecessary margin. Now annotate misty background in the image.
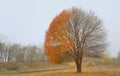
[0,0,120,57]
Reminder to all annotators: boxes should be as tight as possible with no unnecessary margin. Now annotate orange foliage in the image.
[44,10,70,63]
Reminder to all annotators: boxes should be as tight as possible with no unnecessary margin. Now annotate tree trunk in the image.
[75,57,82,73]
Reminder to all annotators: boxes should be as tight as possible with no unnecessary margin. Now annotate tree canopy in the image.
[44,7,107,72]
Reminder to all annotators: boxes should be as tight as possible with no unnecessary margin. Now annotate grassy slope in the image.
[31,65,120,76]
[0,57,120,76]
[0,65,120,76]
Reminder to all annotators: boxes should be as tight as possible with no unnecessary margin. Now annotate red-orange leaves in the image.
[44,8,106,72]
[44,10,70,63]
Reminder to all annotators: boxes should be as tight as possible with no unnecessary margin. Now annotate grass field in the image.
[0,58,120,76]
[0,64,120,76]
[37,66,120,76]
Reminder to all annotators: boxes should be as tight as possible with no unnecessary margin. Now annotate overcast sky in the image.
[0,0,120,57]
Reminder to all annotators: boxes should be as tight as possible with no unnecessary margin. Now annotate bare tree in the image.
[65,8,107,72]
[0,35,7,62]
[0,35,46,69]
[48,8,107,72]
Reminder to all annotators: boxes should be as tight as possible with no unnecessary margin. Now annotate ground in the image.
[0,63,120,76]
[0,57,120,76]
[28,65,120,76]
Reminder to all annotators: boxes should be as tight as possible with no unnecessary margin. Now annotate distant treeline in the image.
[0,35,47,69]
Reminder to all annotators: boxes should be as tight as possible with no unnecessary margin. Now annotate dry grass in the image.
[0,58,120,76]
[0,66,120,76]
[29,65,120,76]
[36,71,120,76]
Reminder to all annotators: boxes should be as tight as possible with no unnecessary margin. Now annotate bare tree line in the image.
[0,35,47,67]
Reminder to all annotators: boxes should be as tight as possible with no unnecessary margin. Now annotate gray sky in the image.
[0,0,120,57]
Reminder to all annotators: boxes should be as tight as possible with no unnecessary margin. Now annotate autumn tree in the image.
[44,10,70,63]
[44,7,107,72]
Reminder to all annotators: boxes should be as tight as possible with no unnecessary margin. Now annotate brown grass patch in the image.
[32,70,120,76]
[31,65,120,76]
